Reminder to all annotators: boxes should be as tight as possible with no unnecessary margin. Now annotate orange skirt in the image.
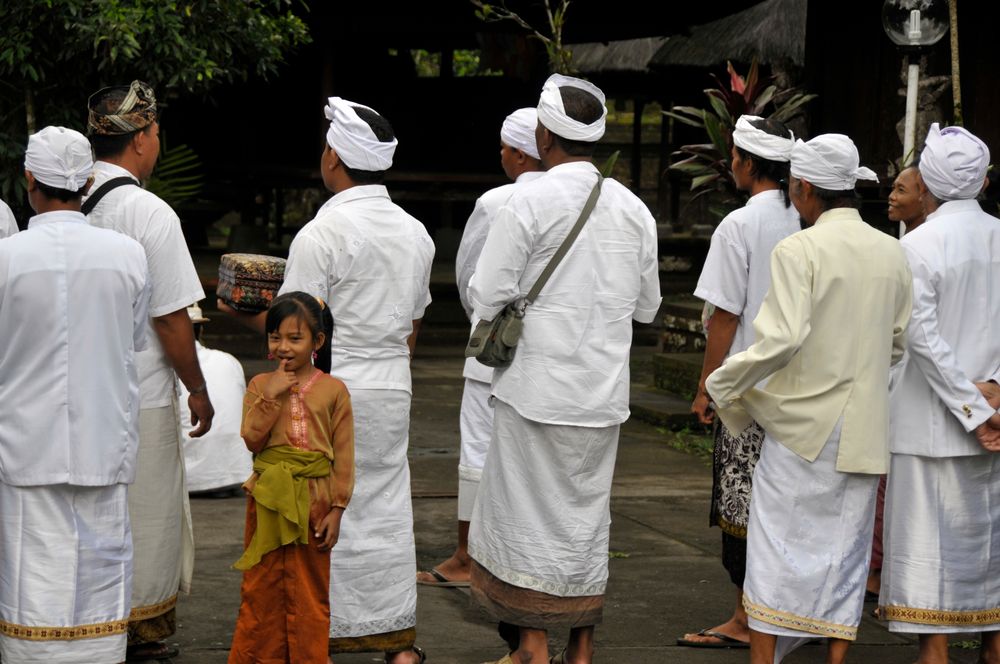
[228,497,331,663]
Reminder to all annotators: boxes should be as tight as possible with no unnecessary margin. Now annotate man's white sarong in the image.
[0,483,131,663]
[458,378,492,521]
[469,399,620,597]
[881,453,1000,632]
[743,422,878,649]
[330,389,417,637]
[129,404,194,621]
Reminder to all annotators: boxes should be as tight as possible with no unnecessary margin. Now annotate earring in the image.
[267,352,274,360]
[312,351,318,362]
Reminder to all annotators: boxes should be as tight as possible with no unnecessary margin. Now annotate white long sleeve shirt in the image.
[456,170,545,383]
[469,161,662,427]
[889,199,1000,457]
[0,211,150,486]
[280,185,435,394]
[706,208,912,474]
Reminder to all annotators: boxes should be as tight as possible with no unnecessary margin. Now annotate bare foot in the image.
[679,616,750,646]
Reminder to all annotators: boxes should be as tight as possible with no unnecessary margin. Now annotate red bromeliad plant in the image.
[665,59,816,218]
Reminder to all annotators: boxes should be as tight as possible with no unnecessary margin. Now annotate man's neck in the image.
[34,201,82,215]
[97,155,142,181]
[541,154,591,170]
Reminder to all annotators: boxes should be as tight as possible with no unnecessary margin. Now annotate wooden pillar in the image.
[631,97,645,194]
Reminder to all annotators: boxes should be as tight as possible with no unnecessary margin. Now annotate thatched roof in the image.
[651,0,807,68]
[568,36,669,74]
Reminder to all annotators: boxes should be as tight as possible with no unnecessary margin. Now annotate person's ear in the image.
[132,130,146,156]
[314,331,326,350]
[25,170,37,192]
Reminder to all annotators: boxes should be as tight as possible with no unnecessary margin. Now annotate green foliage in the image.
[0,0,310,217]
[471,0,574,74]
[145,139,203,208]
[664,59,817,220]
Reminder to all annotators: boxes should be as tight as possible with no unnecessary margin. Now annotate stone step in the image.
[652,352,703,400]
[628,385,705,432]
[659,298,706,353]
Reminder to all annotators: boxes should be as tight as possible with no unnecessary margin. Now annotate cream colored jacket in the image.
[706,208,913,474]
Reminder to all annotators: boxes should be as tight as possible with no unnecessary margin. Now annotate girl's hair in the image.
[734,117,793,208]
[264,291,334,373]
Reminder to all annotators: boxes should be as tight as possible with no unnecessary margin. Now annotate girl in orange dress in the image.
[229,292,354,663]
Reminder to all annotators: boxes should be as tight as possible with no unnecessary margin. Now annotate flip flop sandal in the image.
[416,567,470,588]
[676,628,750,649]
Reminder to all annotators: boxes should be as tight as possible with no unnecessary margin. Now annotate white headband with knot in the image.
[536,73,607,143]
[24,126,93,192]
[790,134,878,191]
[500,107,540,159]
[732,115,794,162]
[919,122,990,201]
[324,97,397,171]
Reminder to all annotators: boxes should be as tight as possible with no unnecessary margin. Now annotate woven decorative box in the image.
[217,253,286,313]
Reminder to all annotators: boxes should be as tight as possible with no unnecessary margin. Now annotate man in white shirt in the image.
[416,107,544,589]
[706,134,912,664]
[679,115,799,650]
[880,123,1000,664]
[222,97,434,664]
[178,303,252,496]
[467,74,661,664]
[0,126,149,664]
[0,198,17,237]
[84,80,214,661]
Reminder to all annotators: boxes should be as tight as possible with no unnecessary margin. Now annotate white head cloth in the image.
[324,97,397,171]
[536,73,607,142]
[732,115,794,162]
[24,126,93,192]
[790,134,878,190]
[500,107,540,159]
[919,122,990,201]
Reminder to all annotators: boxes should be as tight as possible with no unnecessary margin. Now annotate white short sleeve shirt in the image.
[0,211,150,486]
[280,185,435,393]
[85,161,206,408]
[694,189,801,356]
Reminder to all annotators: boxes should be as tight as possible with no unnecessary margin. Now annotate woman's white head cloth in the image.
[536,73,607,143]
[500,108,540,159]
[732,115,794,162]
[324,97,397,171]
[790,134,878,190]
[919,123,990,201]
[24,126,93,192]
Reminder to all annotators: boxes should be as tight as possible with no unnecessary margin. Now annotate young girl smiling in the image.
[229,291,354,664]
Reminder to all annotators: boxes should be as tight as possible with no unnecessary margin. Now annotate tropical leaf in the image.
[691,172,721,189]
[667,57,816,223]
[663,107,706,128]
[145,141,204,208]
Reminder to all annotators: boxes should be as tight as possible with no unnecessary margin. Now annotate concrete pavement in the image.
[163,337,991,664]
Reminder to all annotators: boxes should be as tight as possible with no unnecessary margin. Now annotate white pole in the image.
[903,60,919,167]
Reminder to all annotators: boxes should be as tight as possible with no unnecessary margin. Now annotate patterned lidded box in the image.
[217,253,286,313]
